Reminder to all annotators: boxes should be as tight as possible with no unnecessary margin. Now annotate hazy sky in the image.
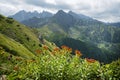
[0,0,120,22]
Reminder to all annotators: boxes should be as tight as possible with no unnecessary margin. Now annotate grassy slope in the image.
[0,33,35,58]
[0,15,41,53]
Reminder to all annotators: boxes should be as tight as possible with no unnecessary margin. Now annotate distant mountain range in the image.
[9,10,120,63]
[9,10,53,22]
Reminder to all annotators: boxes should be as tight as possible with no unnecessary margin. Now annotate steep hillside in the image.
[0,14,42,53]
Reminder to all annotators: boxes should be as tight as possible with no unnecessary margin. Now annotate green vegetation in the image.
[0,45,120,80]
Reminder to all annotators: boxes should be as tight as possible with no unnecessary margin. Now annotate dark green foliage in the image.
[7,17,13,19]
[26,37,30,41]
[9,50,18,56]
[5,18,14,24]
[39,44,42,47]
[53,37,110,62]
[112,30,120,43]
[16,24,20,27]
[18,39,24,44]
[33,44,35,46]
[0,15,4,21]
[0,45,18,56]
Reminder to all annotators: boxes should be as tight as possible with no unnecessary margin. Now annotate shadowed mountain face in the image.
[10,10,120,63]
[108,22,120,27]
[9,10,53,22]
[52,10,76,31]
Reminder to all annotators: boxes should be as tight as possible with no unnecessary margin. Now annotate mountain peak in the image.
[54,10,68,17]
[57,10,66,14]
[18,10,26,14]
[42,10,48,13]
[33,11,39,14]
[42,11,52,14]
[68,11,74,14]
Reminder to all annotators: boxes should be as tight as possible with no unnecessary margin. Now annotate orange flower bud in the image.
[15,57,22,61]
[75,50,82,57]
[35,49,42,54]
[61,45,72,52]
[85,58,96,63]
[54,47,60,51]
[43,45,48,50]
[13,66,19,71]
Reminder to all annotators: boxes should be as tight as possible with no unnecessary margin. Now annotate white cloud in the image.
[45,0,56,5]
[0,0,120,22]
[0,3,17,16]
